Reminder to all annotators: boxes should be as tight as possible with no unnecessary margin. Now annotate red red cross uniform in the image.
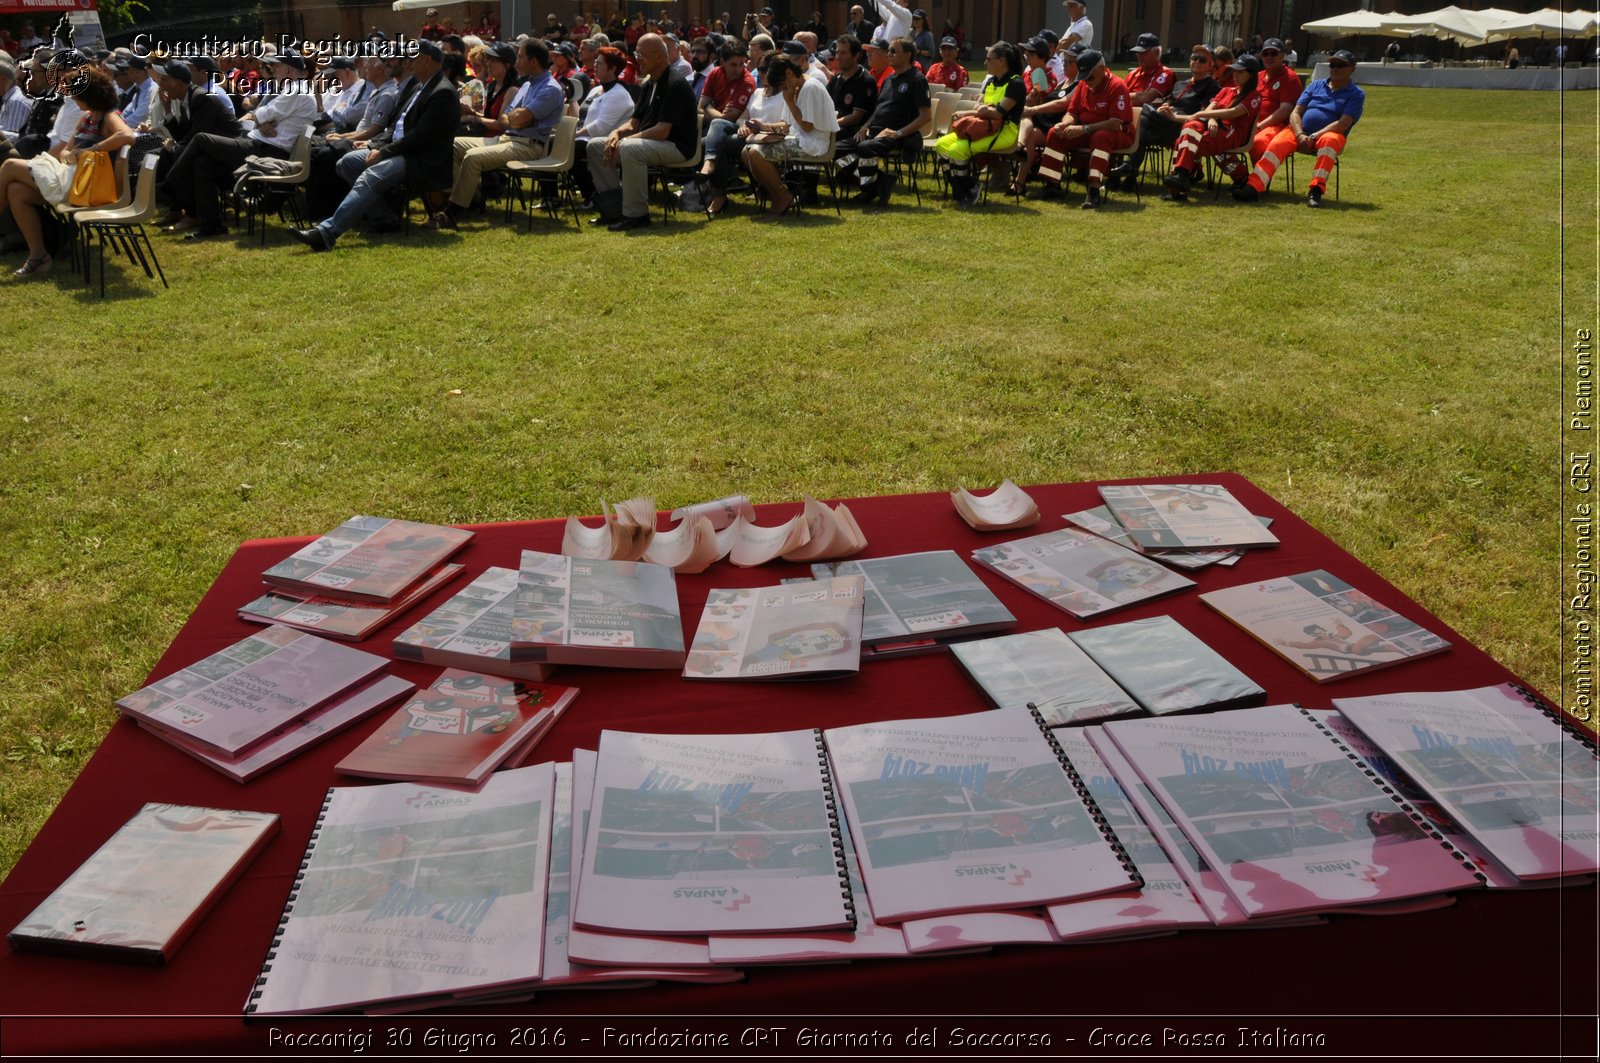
[1170,83,1260,180]
[1124,64,1175,101]
[926,61,969,91]
[1249,66,1302,162]
[1037,73,1134,187]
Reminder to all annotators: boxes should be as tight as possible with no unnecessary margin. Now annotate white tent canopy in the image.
[1307,6,1599,45]
[392,0,470,10]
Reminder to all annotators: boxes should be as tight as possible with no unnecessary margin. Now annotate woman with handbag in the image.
[0,62,131,278]
[934,42,1024,207]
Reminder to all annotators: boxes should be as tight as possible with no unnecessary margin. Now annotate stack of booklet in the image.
[243,516,474,640]
[336,670,579,787]
[511,550,686,669]
[116,626,410,781]
[812,550,1016,657]
[393,567,555,681]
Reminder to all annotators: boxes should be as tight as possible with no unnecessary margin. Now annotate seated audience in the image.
[1107,43,1218,190]
[835,36,928,206]
[740,52,838,214]
[1035,48,1131,209]
[0,62,132,277]
[442,38,563,223]
[587,33,697,231]
[934,41,1023,206]
[160,50,318,239]
[289,40,457,249]
[925,36,968,91]
[1236,49,1362,207]
[1012,46,1078,195]
[1161,53,1261,202]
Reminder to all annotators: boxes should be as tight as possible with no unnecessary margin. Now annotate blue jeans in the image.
[318,152,407,241]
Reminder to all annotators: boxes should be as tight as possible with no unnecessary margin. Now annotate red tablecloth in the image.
[1,475,1593,1056]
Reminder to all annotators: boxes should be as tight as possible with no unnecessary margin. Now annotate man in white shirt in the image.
[319,56,368,134]
[872,0,912,45]
[160,50,318,238]
[1063,0,1094,50]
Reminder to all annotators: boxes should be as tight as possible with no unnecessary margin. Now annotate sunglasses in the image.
[1261,50,1282,56]
[1328,60,1352,68]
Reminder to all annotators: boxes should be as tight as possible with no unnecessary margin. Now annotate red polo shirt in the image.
[1067,72,1132,134]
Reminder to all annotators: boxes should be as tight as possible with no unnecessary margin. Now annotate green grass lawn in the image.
[0,85,1592,878]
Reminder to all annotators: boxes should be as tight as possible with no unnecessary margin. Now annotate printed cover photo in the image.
[684,576,864,680]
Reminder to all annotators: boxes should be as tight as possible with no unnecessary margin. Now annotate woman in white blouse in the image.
[572,46,634,202]
[740,54,838,215]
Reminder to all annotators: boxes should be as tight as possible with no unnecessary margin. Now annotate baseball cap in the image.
[939,36,958,49]
[1132,33,1161,52]
[781,39,808,57]
[1190,43,1214,58]
[1076,48,1103,77]
[489,41,517,65]
[1261,37,1285,52]
[1328,49,1356,66]
[413,38,443,61]
[324,54,355,70]
[1228,53,1262,72]
[1025,37,1050,58]
[159,59,192,83]
[1039,29,1061,46]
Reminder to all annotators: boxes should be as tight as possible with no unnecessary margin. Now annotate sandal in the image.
[767,189,795,216]
[13,255,51,279]
[705,193,727,218]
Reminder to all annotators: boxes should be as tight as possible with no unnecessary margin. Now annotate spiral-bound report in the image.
[572,727,856,936]
[823,705,1142,923]
[244,763,555,1016]
[1333,684,1600,882]
[1102,704,1486,919]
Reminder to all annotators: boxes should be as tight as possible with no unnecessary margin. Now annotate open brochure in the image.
[951,480,1040,531]
[721,497,867,567]
[684,576,865,680]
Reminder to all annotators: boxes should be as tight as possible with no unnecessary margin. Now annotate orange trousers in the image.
[1247,129,1347,193]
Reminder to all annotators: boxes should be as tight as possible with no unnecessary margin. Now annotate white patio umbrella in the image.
[1490,7,1600,39]
[392,0,470,10]
[1300,9,1415,36]
[1376,7,1494,45]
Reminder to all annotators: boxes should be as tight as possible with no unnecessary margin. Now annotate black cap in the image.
[781,39,808,57]
[1228,53,1262,72]
[1038,29,1060,45]
[1067,42,1087,56]
[556,40,577,58]
[413,38,443,61]
[189,54,220,74]
[913,7,927,18]
[489,41,517,65]
[1329,49,1356,65]
[159,59,193,83]
[706,31,726,48]
[1132,33,1161,52]
[1024,37,1050,58]
[1076,48,1103,77]
[269,49,308,72]
[939,36,958,48]
[1261,37,1285,52]
[325,54,355,71]
[760,6,774,15]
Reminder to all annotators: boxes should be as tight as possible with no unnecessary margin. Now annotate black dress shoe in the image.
[1107,162,1137,178]
[607,214,652,232]
[183,222,228,241]
[876,172,897,205]
[289,227,332,251]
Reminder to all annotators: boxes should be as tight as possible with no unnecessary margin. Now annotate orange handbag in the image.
[68,150,117,208]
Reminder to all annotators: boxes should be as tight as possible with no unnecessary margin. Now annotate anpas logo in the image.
[405,789,474,810]
[954,862,1031,886]
[672,886,752,911]
[1304,859,1380,883]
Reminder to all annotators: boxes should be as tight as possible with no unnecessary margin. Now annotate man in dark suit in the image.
[289,39,457,250]
[148,60,240,203]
